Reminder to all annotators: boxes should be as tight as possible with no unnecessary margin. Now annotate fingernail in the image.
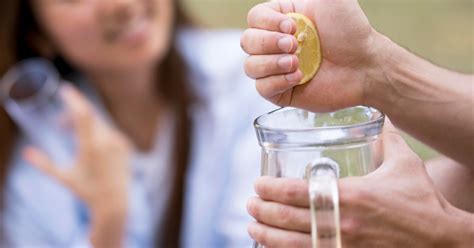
[285,70,302,83]
[279,19,293,34]
[278,56,293,71]
[278,36,294,53]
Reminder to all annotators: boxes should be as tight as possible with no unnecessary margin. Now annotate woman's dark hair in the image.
[0,1,193,247]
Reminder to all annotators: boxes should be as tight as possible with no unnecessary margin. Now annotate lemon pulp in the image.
[287,13,322,84]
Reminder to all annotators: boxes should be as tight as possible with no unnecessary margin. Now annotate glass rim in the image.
[0,58,59,106]
[254,106,385,133]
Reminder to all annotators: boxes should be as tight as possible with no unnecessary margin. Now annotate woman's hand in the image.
[241,0,387,112]
[24,85,131,248]
[247,121,474,247]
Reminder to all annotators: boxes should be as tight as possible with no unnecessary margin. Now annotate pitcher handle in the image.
[307,158,341,248]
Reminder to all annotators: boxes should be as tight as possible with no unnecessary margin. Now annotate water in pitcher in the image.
[258,107,381,179]
[261,142,378,179]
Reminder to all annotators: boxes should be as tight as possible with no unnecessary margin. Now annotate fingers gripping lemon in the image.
[287,13,322,85]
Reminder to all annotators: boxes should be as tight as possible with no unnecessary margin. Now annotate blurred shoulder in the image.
[177,28,249,97]
[178,27,245,70]
[177,27,276,119]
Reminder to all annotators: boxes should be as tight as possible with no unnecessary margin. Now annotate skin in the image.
[240,0,474,246]
[24,86,131,248]
[31,0,173,149]
[24,0,174,247]
[426,157,474,213]
[247,121,474,248]
[240,0,474,166]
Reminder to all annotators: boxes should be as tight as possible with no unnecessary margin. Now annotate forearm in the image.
[425,156,474,213]
[442,205,474,247]
[365,32,474,166]
[90,204,128,248]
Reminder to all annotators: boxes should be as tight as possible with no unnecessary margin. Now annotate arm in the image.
[240,0,474,166]
[366,36,474,166]
[89,204,128,248]
[425,156,474,213]
[24,85,130,248]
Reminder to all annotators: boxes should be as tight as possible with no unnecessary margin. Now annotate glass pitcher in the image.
[253,106,384,248]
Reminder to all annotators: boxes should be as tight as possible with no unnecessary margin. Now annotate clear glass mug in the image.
[253,106,384,248]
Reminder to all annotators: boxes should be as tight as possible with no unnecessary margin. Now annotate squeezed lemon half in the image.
[286,13,322,84]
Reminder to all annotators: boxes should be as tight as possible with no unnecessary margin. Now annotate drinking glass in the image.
[0,58,74,165]
[254,106,384,248]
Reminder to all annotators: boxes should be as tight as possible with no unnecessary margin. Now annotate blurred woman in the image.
[0,0,273,247]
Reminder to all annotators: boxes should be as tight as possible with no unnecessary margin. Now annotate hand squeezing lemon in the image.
[287,13,322,85]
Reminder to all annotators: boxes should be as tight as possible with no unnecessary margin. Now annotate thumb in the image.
[382,118,417,161]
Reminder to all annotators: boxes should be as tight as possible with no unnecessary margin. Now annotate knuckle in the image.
[255,58,269,74]
[288,55,299,71]
[279,73,290,84]
[247,4,263,25]
[255,80,270,98]
[244,58,255,78]
[247,198,260,219]
[240,32,248,52]
[287,236,307,248]
[354,187,371,203]
[257,227,270,246]
[261,15,273,28]
[276,205,292,224]
[275,55,284,67]
[253,57,279,78]
[340,217,360,239]
[339,184,367,208]
[247,6,257,25]
[260,34,267,52]
[282,184,301,202]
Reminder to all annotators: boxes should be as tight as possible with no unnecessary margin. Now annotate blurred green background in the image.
[183,0,474,160]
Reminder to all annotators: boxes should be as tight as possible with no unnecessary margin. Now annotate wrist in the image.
[90,201,128,248]
[438,207,474,247]
[90,198,128,221]
[362,31,403,113]
[87,185,129,217]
